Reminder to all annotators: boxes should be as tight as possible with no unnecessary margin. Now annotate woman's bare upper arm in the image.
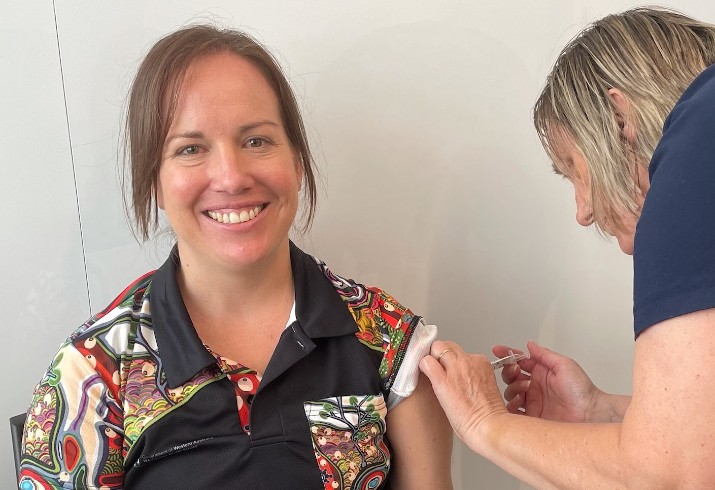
[386,372,453,490]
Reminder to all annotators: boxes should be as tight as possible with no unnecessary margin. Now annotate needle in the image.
[491,349,529,370]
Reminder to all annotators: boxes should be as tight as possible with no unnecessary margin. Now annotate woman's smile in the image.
[206,204,265,224]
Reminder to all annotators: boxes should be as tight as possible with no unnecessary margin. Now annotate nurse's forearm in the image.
[469,414,659,490]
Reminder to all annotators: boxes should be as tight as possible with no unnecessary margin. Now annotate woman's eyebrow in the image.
[237,120,280,134]
[164,131,204,146]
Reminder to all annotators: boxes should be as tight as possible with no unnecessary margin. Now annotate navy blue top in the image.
[633,63,715,337]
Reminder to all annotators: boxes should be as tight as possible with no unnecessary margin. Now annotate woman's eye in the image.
[247,137,266,148]
[179,145,200,155]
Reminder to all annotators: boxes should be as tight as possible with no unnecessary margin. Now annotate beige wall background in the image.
[4,1,713,488]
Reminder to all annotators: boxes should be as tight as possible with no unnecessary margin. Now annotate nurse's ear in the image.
[608,88,637,144]
[609,88,649,197]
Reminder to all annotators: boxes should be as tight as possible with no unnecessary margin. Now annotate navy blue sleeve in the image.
[633,64,715,337]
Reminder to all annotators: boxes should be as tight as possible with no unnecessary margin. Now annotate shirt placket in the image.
[211,350,262,435]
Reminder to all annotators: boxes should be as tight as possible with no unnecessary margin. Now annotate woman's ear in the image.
[155,182,164,210]
[294,153,303,190]
[608,88,637,144]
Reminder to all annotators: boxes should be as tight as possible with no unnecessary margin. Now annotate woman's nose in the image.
[210,147,254,192]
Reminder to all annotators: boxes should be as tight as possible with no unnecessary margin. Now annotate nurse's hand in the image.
[419,340,507,450]
[495,341,626,423]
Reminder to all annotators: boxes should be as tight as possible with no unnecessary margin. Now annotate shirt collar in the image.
[150,246,217,389]
[290,241,357,339]
[151,242,357,388]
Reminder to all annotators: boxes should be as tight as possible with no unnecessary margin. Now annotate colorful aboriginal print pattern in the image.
[304,395,389,490]
[315,259,419,390]
[18,273,224,490]
[19,253,419,490]
[211,350,261,434]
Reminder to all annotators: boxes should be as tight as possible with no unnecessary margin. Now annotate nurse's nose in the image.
[574,189,594,227]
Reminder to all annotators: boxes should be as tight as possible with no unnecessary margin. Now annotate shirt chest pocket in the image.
[303,394,390,490]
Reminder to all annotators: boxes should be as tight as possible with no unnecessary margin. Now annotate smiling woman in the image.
[17,26,452,490]
[157,53,302,279]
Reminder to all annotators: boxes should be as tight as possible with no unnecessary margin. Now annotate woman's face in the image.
[554,135,647,255]
[157,52,302,272]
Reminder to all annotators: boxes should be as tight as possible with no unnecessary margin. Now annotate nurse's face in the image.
[553,134,647,256]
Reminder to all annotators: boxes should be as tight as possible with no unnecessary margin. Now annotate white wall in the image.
[4,1,714,488]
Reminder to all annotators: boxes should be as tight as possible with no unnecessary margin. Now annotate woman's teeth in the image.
[208,205,264,224]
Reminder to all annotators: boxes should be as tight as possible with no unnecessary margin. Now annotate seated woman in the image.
[18,25,452,489]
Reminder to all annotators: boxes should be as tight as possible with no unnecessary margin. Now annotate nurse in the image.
[421,7,715,488]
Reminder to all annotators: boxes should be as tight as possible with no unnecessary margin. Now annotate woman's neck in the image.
[175,241,295,347]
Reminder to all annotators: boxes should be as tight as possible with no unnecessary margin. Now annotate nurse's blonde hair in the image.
[534,7,715,232]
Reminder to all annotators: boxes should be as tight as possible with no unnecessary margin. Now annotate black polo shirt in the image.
[19,243,422,490]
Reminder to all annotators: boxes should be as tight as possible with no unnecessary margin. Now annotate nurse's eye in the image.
[178,145,201,156]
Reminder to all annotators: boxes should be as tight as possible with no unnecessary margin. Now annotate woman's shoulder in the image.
[310,253,426,378]
[67,270,157,347]
[311,255,417,335]
[297,246,436,405]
